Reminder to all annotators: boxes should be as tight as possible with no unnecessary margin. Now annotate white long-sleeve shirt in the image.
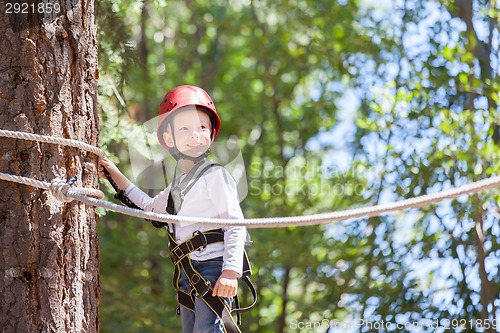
[124,166,246,276]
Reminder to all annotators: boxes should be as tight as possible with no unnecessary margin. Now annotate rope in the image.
[66,175,500,228]
[1,129,499,228]
[0,173,104,200]
[1,171,499,228]
[0,129,104,158]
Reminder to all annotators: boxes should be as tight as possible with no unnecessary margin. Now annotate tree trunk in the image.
[451,1,498,328]
[472,197,496,333]
[0,2,100,332]
[277,265,291,333]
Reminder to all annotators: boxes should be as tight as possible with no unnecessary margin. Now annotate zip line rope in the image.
[1,129,499,229]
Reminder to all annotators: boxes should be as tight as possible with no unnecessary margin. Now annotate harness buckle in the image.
[173,247,184,262]
[193,230,207,250]
[194,279,211,297]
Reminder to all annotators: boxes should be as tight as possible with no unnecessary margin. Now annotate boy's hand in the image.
[98,158,131,191]
[212,270,239,298]
[98,158,117,179]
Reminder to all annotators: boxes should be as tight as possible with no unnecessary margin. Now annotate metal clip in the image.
[195,280,211,297]
[66,175,77,185]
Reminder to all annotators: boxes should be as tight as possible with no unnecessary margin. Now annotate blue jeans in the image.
[178,257,232,333]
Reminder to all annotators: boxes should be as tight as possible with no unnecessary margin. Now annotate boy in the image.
[98,85,248,333]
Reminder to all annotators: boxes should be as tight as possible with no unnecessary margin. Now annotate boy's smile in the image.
[163,108,213,158]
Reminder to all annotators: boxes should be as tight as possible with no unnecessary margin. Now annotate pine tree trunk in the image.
[277,265,291,333]
[473,198,496,333]
[0,1,100,332]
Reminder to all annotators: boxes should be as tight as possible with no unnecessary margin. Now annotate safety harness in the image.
[103,160,256,332]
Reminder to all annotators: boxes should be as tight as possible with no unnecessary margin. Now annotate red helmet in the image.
[157,85,221,150]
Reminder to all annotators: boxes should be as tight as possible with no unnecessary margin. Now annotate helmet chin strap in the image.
[170,146,211,163]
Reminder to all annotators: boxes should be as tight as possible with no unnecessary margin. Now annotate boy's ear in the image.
[163,132,174,148]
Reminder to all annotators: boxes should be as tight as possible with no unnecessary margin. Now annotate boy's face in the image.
[163,108,212,158]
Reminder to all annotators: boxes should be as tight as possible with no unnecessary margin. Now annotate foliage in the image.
[95,0,500,332]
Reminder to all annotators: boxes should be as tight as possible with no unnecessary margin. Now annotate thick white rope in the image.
[0,129,104,158]
[1,129,499,228]
[1,170,499,228]
[65,175,500,228]
[0,173,104,201]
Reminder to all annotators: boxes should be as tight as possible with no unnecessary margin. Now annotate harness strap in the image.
[102,167,143,211]
[164,160,255,330]
[168,230,256,331]
[170,230,224,266]
[232,275,257,326]
[169,231,222,298]
[169,160,221,215]
[232,256,257,314]
[176,245,241,333]
[177,289,195,313]
[167,160,220,234]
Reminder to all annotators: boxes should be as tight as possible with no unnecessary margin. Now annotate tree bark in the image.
[451,1,498,328]
[0,1,100,332]
[472,197,496,333]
